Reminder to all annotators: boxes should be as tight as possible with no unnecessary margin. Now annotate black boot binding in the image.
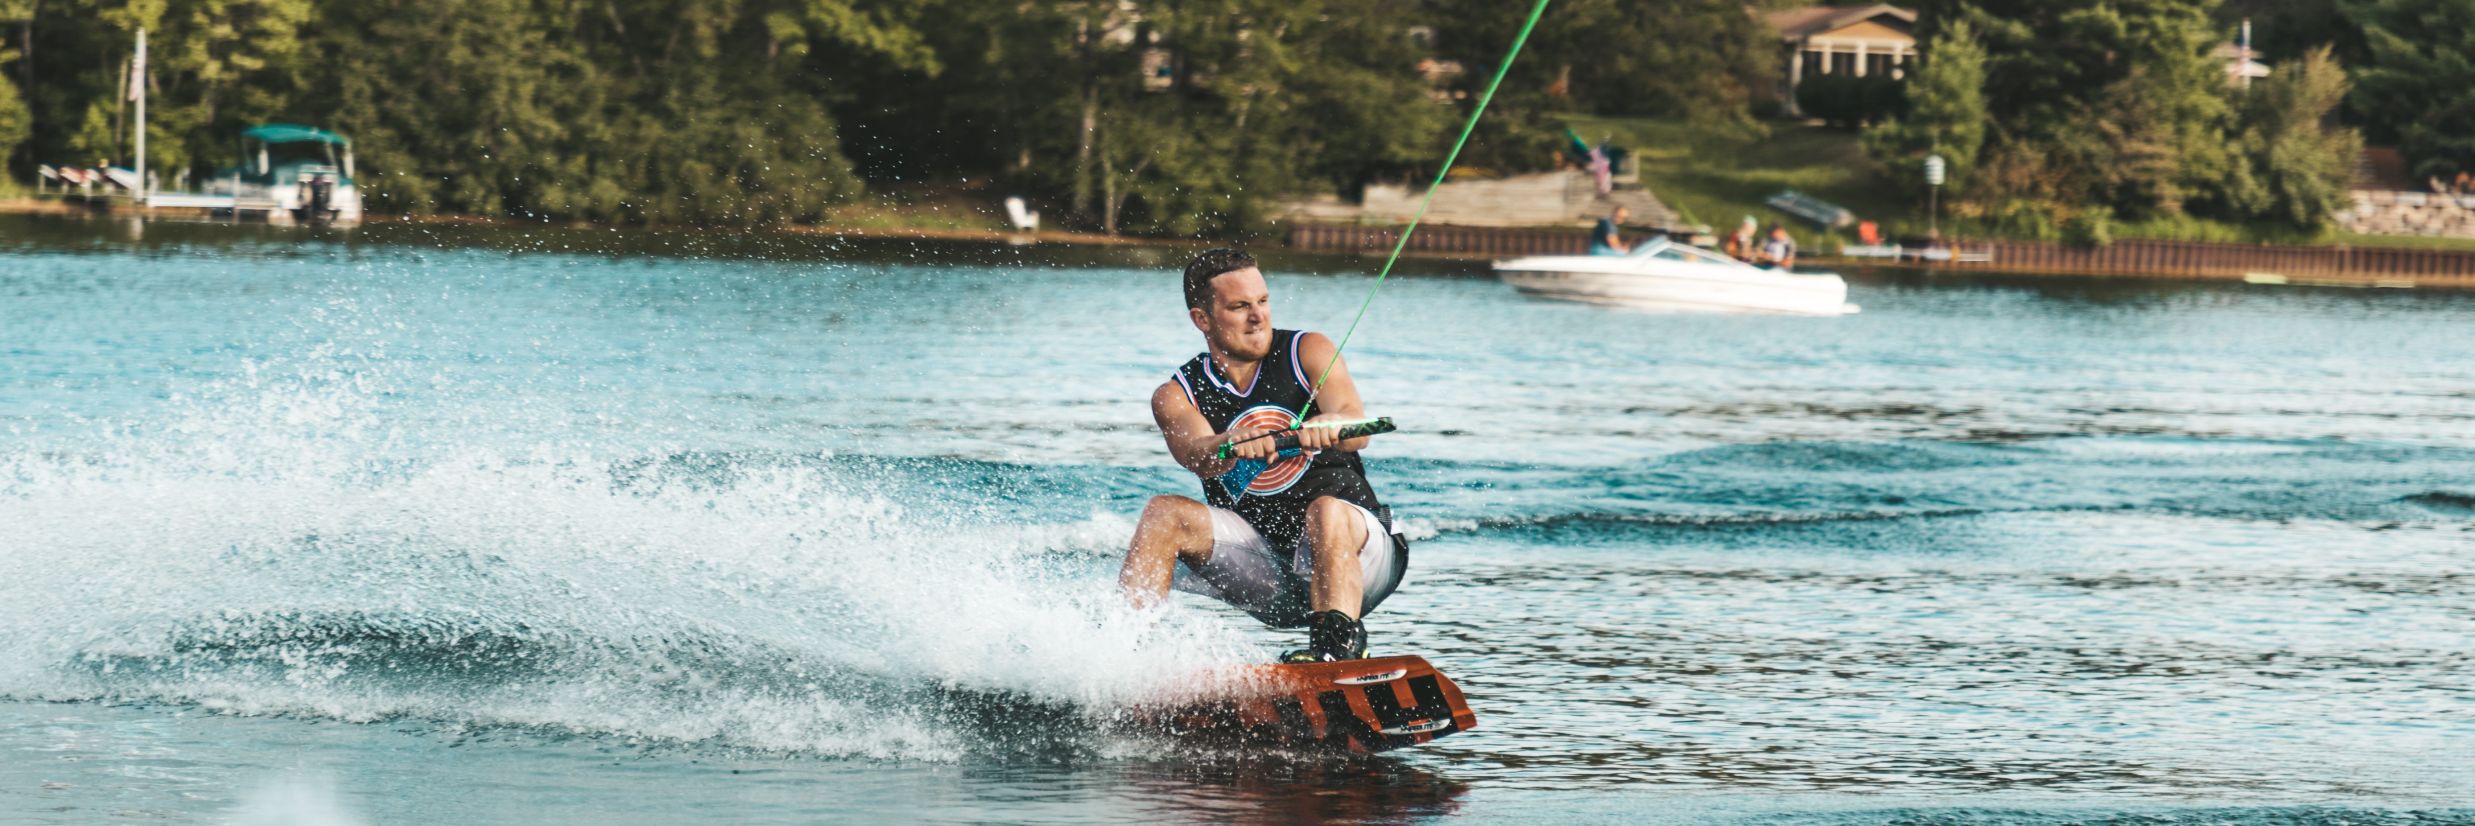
[1279,610,1368,663]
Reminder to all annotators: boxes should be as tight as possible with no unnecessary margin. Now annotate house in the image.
[1764,4,1917,116]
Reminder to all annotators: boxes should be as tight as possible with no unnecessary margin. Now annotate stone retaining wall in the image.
[2338,189,2475,238]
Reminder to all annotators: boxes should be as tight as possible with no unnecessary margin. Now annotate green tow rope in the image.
[1294,0,1556,425]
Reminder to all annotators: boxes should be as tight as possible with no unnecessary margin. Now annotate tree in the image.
[829,0,1449,236]
[1422,0,1775,173]
[0,72,24,170]
[2224,46,2361,228]
[1083,0,1449,236]
[1906,0,2237,225]
[2346,0,2475,180]
[288,0,923,224]
[1863,18,1988,191]
[0,0,26,173]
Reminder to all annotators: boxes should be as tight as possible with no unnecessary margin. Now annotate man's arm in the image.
[1292,332,1375,452]
[1153,381,1284,478]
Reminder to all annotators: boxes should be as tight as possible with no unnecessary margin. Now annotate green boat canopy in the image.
[242,124,351,145]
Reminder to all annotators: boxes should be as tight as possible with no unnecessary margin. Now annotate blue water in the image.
[3,216,2472,824]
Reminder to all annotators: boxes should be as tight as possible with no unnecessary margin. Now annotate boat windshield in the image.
[263,140,339,168]
[1627,238,1748,267]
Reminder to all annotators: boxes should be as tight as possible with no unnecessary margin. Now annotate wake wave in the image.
[0,430,1249,760]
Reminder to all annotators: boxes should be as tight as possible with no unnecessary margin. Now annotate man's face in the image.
[1190,267,1273,361]
[1613,207,1628,222]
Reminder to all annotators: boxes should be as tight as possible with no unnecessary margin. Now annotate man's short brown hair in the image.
[1182,248,1257,310]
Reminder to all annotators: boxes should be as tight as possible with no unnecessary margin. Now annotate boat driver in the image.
[1758,225,1799,269]
[1118,248,1408,663]
[1591,205,1632,255]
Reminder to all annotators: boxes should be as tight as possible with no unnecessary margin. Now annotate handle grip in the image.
[1267,416,1396,452]
[1214,418,1397,499]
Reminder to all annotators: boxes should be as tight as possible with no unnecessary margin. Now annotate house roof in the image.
[1764,4,1917,42]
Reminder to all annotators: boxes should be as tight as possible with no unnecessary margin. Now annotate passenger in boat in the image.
[1589,206,1631,255]
[1722,216,1759,260]
[1755,226,1798,270]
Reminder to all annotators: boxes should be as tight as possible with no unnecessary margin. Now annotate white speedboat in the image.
[1494,238,1858,315]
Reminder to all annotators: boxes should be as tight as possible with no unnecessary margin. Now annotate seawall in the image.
[1285,223,2475,289]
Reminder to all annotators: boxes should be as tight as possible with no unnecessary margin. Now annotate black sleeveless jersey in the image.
[1171,329,1385,551]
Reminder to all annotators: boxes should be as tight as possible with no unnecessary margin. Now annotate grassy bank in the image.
[1565,114,1896,246]
[1564,114,2475,253]
[0,181,1059,236]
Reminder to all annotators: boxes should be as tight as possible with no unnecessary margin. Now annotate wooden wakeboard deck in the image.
[1141,655,1476,754]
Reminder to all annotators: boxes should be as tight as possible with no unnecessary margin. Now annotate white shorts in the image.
[1171,502,1404,627]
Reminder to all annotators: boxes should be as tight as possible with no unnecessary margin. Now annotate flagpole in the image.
[133,27,147,205]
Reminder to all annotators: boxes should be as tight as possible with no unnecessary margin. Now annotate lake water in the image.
[2,215,2471,825]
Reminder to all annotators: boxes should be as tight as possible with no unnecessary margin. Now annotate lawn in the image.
[1563,114,1912,250]
[818,194,1008,232]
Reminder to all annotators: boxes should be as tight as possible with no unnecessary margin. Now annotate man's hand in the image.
[1221,425,1288,461]
[1293,416,1352,451]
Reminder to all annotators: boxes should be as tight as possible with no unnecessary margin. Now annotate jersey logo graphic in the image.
[1230,404,1314,497]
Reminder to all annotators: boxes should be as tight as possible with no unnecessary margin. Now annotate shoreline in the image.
[0,196,1169,249]
[14,195,2474,289]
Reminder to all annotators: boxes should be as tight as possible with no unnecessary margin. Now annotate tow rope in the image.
[1213,0,1553,495]
[1291,0,1556,426]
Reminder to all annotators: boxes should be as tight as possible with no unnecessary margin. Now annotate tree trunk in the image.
[1073,82,1097,219]
[17,15,30,170]
[112,57,126,164]
[1099,125,1117,235]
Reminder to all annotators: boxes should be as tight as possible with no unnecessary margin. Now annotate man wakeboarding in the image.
[1120,248,1408,663]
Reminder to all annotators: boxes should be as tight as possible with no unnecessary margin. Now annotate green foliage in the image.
[2345,0,2475,180]
[65,101,116,167]
[15,0,1461,233]
[2221,46,2362,229]
[1863,19,1987,190]
[0,72,25,164]
[2061,206,2114,247]
[1426,0,1772,172]
[854,0,1451,237]
[1880,0,2372,233]
[292,0,883,224]
[17,0,924,223]
[1939,0,2234,218]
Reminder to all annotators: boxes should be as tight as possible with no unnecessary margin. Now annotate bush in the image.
[2062,207,2114,248]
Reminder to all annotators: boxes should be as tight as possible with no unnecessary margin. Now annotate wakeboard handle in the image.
[1214,417,1395,496]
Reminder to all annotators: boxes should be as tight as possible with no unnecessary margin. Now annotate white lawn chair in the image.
[1005,196,1039,232]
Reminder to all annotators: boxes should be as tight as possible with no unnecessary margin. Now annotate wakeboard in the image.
[1139,655,1476,754]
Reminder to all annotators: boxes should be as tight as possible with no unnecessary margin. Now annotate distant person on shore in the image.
[1722,216,1759,260]
[2456,171,2472,195]
[1590,206,1631,256]
[1755,226,1797,270]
